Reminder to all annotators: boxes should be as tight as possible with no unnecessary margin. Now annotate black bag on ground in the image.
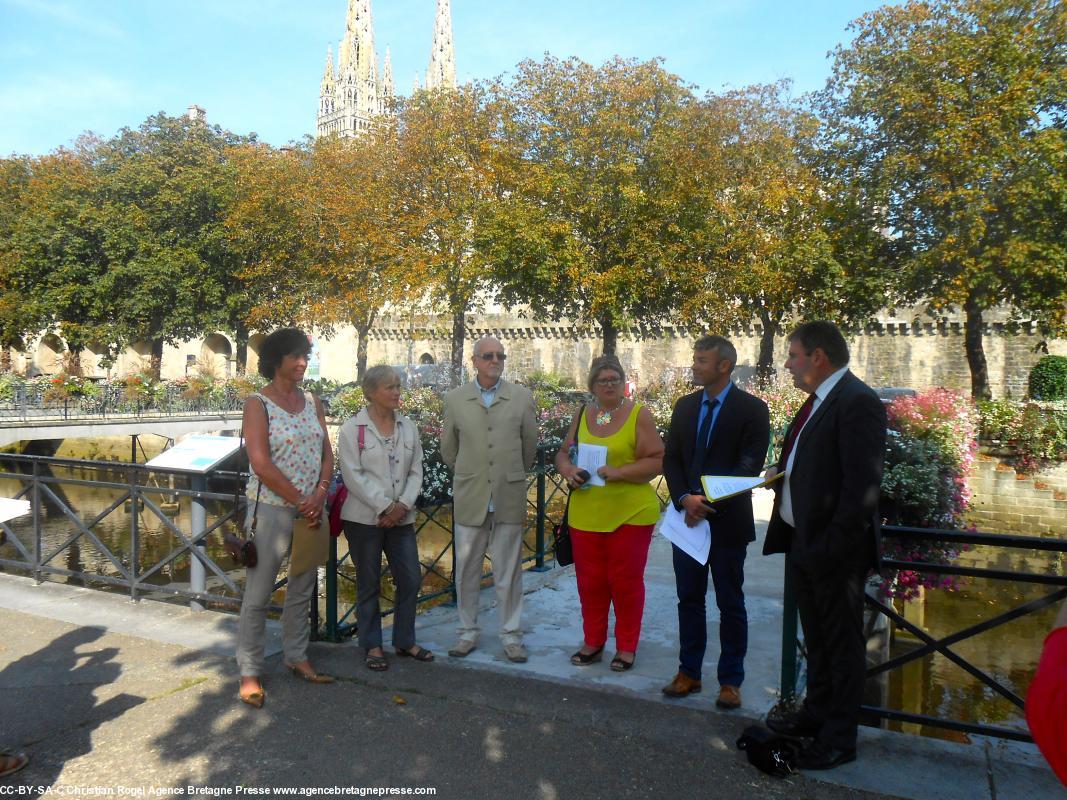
[736,725,802,778]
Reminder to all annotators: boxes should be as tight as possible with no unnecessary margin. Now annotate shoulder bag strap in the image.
[249,395,269,537]
[562,403,587,515]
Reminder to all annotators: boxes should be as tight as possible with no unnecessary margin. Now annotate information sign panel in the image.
[145,435,242,474]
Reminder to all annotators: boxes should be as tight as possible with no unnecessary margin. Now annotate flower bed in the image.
[880,388,979,600]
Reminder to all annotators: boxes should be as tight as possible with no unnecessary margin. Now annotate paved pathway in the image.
[0,490,1060,798]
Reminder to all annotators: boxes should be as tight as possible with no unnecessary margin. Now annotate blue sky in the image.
[0,0,893,156]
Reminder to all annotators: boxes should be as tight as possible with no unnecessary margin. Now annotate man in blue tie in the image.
[661,336,770,709]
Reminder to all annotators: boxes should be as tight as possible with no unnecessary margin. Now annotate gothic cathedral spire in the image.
[318,0,457,137]
[318,0,382,138]
[426,0,456,90]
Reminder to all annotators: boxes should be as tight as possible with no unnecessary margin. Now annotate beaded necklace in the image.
[595,398,626,427]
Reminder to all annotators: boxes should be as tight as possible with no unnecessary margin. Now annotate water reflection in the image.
[0,455,570,624]
[882,543,1065,739]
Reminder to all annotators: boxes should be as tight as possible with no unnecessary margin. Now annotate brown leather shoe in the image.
[662,672,702,697]
[716,684,741,709]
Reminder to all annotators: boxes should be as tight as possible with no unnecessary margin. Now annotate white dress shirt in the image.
[779,365,849,527]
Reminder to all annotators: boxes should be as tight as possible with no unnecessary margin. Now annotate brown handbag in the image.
[224,396,267,568]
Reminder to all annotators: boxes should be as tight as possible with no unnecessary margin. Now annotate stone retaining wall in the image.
[966,457,1067,537]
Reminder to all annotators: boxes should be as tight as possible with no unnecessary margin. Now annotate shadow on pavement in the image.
[0,627,145,791]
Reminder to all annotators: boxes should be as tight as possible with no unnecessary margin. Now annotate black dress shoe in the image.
[766,710,822,738]
[796,740,856,770]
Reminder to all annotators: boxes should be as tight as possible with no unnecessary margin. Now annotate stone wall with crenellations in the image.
[362,309,1064,398]
[9,307,1065,398]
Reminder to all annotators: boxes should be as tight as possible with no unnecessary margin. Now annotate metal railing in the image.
[0,384,245,422]
[0,453,255,608]
[778,524,1067,743]
[0,449,571,640]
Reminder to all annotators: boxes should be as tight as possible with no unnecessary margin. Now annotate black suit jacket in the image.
[763,370,887,573]
[663,385,771,548]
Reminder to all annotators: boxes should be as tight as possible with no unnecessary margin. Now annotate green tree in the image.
[5,144,114,372]
[93,113,252,376]
[821,0,1067,398]
[0,156,35,369]
[483,56,700,356]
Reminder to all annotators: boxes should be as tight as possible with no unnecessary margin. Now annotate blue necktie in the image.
[690,397,719,490]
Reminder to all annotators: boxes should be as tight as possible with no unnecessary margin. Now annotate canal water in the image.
[0,436,566,620]
[0,436,1056,739]
[881,543,1062,741]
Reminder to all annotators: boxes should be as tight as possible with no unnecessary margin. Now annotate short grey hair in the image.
[362,365,401,395]
[694,335,737,372]
[472,336,503,357]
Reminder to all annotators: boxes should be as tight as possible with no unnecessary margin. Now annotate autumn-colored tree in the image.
[682,83,888,380]
[227,127,413,379]
[821,0,1067,398]
[484,56,701,356]
[304,126,414,379]
[225,141,314,365]
[398,85,507,384]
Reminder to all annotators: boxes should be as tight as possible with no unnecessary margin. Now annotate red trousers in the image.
[571,523,655,652]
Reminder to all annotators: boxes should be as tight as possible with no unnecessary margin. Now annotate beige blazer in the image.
[338,408,423,526]
[441,380,539,527]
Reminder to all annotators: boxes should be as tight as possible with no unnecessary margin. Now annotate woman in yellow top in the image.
[554,355,664,671]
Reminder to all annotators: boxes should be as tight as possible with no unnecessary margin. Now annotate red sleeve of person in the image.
[1027,627,1067,786]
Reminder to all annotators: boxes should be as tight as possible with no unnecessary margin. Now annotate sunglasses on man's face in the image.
[477,352,507,361]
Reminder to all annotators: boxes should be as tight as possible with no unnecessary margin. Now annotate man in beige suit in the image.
[442,336,539,662]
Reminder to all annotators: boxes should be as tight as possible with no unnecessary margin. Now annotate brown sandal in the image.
[238,688,265,708]
[365,653,389,671]
[0,750,28,778]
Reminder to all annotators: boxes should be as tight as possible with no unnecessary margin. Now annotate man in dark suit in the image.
[763,321,887,770]
[662,336,770,710]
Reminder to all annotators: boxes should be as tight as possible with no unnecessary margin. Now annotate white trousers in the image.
[453,512,524,645]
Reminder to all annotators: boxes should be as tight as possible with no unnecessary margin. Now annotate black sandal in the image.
[365,653,389,671]
[570,646,604,666]
[396,646,434,662]
[610,654,635,672]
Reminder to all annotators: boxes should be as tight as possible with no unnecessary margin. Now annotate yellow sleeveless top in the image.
[568,402,661,532]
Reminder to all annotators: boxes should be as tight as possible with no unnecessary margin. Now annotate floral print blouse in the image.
[246,392,324,508]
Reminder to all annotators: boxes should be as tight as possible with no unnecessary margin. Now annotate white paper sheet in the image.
[0,497,31,524]
[700,472,783,503]
[575,443,608,487]
[658,503,710,566]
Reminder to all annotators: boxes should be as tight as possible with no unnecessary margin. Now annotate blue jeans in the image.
[343,521,421,651]
[672,542,747,686]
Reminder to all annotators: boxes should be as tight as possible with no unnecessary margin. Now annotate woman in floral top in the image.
[236,328,335,708]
